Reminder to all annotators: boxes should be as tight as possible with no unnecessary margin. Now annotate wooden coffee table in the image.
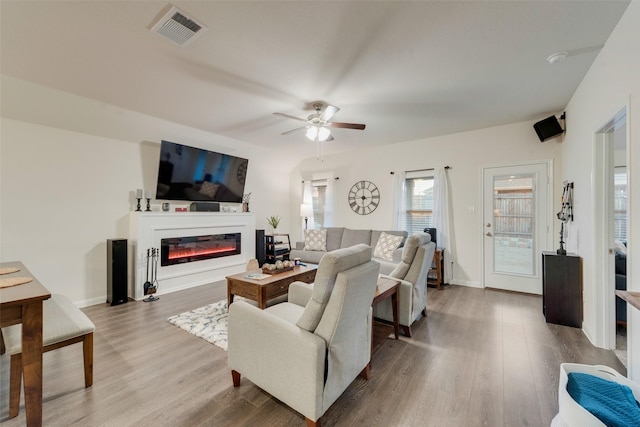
[226,264,317,309]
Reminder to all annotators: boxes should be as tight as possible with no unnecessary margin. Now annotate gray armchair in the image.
[373,233,436,337]
[228,244,380,427]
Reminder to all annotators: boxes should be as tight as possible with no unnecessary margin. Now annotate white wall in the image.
[0,77,292,306]
[290,119,562,288]
[561,0,640,380]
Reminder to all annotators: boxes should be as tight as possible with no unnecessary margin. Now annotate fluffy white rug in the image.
[167,300,229,351]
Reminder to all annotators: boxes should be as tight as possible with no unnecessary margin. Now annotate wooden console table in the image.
[616,290,640,312]
[427,248,445,289]
[1,261,51,426]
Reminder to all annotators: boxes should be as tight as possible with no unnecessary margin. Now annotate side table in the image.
[427,248,445,289]
[371,276,400,355]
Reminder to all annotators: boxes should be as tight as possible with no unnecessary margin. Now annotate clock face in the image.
[348,180,380,215]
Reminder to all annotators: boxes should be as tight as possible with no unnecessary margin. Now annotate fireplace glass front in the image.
[161,233,241,266]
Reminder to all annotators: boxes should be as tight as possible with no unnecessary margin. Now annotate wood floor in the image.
[0,282,626,426]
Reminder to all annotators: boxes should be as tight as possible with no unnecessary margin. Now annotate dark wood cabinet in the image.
[542,251,582,328]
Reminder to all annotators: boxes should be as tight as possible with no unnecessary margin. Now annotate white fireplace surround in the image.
[128,212,255,300]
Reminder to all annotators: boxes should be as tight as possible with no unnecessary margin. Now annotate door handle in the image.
[485,232,492,237]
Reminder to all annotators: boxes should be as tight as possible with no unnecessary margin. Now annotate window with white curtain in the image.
[311,180,327,227]
[402,171,434,234]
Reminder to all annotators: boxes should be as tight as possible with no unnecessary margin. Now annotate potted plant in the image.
[267,215,281,232]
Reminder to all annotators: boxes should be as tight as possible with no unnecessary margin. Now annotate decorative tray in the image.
[262,266,294,275]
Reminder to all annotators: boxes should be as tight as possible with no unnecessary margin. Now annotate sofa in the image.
[290,227,408,275]
[615,243,627,325]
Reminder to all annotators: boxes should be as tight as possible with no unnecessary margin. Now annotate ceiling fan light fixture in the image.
[305,125,331,142]
[305,126,318,141]
[318,126,331,141]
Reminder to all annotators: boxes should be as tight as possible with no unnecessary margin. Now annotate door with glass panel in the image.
[483,163,550,294]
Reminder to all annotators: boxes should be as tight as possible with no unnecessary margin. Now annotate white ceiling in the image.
[0,1,630,160]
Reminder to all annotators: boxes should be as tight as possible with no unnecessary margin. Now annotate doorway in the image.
[483,162,551,294]
[594,107,628,364]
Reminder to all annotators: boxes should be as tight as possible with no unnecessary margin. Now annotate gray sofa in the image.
[290,227,408,275]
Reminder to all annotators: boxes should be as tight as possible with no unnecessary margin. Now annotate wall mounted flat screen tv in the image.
[155,140,248,203]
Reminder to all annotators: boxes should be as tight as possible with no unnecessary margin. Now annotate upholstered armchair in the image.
[228,244,380,427]
[373,233,436,337]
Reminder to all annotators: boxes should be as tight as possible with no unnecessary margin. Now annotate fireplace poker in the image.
[143,248,152,293]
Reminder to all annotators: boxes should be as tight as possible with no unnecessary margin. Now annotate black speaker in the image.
[189,202,220,212]
[256,229,266,266]
[107,239,128,306]
[424,228,437,247]
[534,114,565,142]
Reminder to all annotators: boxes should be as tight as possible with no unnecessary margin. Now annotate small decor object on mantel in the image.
[135,189,143,212]
[266,215,281,231]
[242,193,251,212]
[556,181,574,255]
[145,191,152,212]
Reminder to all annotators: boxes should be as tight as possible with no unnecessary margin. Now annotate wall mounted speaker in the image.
[534,114,565,142]
[107,238,128,306]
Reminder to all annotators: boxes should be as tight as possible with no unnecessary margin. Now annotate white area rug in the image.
[167,300,229,351]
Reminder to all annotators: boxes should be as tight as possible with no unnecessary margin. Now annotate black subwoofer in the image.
[255,229,266,267]
[107,238,128,306]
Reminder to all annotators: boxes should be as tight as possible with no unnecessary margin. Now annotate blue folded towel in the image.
[567,372,640,427]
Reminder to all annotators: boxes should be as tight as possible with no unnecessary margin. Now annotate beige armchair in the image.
[228,244,380,427]
[373,233,436,337]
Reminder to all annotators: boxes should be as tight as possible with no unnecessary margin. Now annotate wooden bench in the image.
[0,294,95,418]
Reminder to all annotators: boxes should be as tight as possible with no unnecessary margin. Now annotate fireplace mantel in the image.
[128,212,255,300]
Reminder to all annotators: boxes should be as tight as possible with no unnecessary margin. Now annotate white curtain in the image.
[324,178,336,226]
[393,171,407,230]
[433,167,454,284]
[302,181,314,233]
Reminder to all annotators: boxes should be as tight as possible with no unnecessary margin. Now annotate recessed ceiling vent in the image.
[150,5,207,47]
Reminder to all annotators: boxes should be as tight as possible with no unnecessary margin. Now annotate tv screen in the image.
[155,140,248,203]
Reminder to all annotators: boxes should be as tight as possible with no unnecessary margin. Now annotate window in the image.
[311,180,327,228]
[402,172,434,235]
[614,167,627,241]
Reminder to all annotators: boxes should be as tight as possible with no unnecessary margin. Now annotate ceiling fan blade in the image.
[329,122,366,130]
[325,134,335,142]
[281,126,307,135]
[319,104,340,121]
[273,112,307,122]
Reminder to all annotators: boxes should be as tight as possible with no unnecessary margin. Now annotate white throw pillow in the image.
[304,229,327,251]
[374,232,404,261]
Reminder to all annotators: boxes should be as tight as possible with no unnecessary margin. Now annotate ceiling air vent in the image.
[149,5,207,47]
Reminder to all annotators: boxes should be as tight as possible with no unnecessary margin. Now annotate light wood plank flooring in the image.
[0,282,626,426]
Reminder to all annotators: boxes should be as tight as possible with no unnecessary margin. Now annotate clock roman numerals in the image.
[348,180,380,215]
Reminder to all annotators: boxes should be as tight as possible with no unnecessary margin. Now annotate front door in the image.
[483,162,551,294]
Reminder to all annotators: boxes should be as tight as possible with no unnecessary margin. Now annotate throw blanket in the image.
[567,372,640,427]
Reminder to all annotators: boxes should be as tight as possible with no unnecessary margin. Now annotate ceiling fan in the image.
[273,103,366,143]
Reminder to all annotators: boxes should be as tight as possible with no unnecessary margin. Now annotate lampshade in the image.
[300,203,313,217]
[305,125,331,142]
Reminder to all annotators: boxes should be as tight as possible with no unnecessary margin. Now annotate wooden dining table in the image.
[1,261,51,426]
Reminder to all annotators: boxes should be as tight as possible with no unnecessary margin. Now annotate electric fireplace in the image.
[161,233,241,266]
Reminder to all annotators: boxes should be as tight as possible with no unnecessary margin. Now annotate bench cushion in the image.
[2,294,95,356]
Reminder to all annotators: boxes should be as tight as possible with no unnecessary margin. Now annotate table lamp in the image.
[300,203,313,230]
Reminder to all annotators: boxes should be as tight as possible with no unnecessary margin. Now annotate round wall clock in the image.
[348,180,380,215]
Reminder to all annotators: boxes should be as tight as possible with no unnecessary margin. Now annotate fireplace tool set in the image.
[556,181,574,255]
[143,248,159,302]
